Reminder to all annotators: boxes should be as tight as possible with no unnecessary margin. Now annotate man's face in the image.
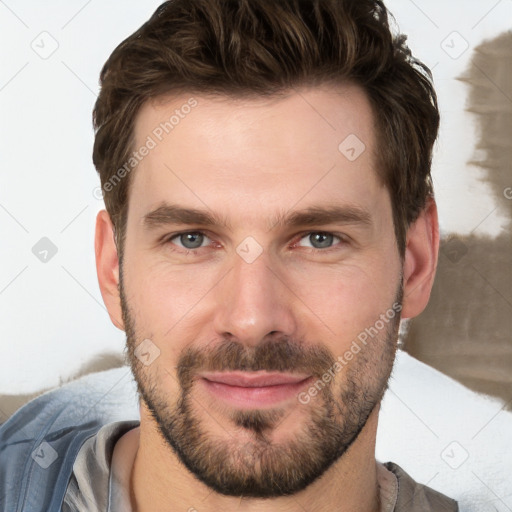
[119,85,403,497]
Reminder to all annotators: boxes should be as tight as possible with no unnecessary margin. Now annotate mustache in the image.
[177,337,336,389]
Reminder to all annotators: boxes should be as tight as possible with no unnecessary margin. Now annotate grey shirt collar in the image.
[63,421,457,512]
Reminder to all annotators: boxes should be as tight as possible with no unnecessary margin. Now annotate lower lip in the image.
[200,377,312,408]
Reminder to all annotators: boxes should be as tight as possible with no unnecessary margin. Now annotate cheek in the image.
[124,259,220,339]
[291,258,400,343]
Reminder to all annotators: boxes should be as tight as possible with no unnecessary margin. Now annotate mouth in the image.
[198,371,313,408]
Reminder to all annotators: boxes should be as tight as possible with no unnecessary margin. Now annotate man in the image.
[0,0,458,510]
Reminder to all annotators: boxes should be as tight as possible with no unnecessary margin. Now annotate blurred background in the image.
[0,0,511,418]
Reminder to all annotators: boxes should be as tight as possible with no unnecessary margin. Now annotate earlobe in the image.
[401,198,440,320]
[95,210,125,331]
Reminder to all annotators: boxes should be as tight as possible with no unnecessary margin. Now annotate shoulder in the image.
[0,366,139,512]
[384,461,458,511]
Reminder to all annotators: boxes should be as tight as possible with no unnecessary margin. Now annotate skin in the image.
[96,84,439,512]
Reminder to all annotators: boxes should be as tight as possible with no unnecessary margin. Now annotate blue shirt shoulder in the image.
[0,367,139,512]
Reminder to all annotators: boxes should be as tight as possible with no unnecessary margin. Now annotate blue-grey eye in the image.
[297,232,340,249]
[309,232,334,248]
[177,232,205,249]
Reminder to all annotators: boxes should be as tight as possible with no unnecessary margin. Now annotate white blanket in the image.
[377,350,512,511]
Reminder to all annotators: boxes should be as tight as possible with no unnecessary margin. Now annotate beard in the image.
[120,278,401,498]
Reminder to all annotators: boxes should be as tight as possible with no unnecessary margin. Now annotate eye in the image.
[296,232,344,250]
[168,231,211,250]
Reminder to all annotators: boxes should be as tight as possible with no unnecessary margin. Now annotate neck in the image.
[125,406,381,512]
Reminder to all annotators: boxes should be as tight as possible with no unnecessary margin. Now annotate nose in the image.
[212,250,297,347]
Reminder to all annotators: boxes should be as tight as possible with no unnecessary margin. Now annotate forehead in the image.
[129,84,383,225]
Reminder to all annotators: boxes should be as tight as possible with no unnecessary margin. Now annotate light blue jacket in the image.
[0,367,140,512]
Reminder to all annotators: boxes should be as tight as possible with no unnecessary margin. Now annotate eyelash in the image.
[162,230,349,255]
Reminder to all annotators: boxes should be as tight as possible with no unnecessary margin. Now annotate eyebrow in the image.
[269,205,372,230]
[143,204,231,230]
[142,203,372,231]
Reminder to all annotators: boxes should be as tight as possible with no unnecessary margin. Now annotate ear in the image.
[401,197,440,319]
[95,210,124,330]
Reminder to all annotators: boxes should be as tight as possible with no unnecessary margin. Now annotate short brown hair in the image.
[92,0,439,257]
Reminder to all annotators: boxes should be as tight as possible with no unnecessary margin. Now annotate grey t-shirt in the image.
[62,421,458,512]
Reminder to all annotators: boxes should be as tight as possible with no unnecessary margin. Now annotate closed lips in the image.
[199,372,311,387]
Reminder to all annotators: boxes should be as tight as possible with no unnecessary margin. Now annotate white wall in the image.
[1,0,510,394]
